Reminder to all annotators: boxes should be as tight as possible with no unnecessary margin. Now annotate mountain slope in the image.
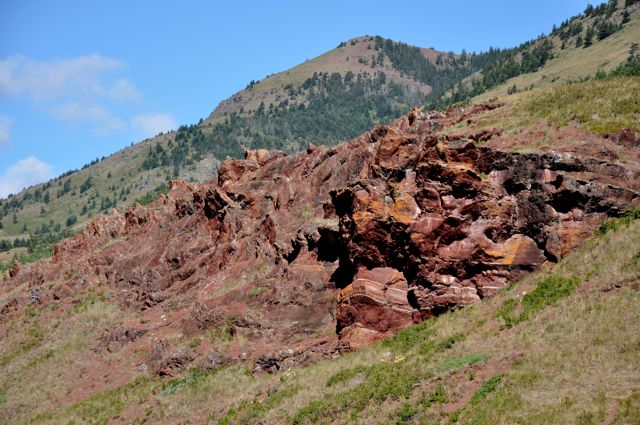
[0,36,468,254]
[1,0,638,272]
[205,35,441,122]
[473,0,640,102]
[0,72,639,422]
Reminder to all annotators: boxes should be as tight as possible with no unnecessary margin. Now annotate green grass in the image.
[496,274,580,327]
[5,220,639,424]
[64,376,156,424]
[161,370,207,396]
[470,374,503,405]
[326,365,368,387]
[522,77,640,133]
[437,353,489,372]
[249,286,269,297]
[476,76,640,138]
[599,206,640,235]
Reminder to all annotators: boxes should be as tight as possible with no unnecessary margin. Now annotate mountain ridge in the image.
[1,0,638,271]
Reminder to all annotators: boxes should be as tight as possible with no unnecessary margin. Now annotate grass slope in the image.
[205,36,441,123]
[473,1,640,103]
[1,208,638,424]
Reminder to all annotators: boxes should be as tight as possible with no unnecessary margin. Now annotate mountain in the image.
[1,1,638,265]
[0,2,640,421]
[0,80,639,421]
[0,36,468,264]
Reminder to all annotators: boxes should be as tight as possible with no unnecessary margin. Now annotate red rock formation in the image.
[1,105,638,377]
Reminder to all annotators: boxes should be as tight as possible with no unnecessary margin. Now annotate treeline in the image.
[142,70,419,166]
[0,238,29,252]
[373,36,476,99]
[430,0,635,108]
[0,230,73,272]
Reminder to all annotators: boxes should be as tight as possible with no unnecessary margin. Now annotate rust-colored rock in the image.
[337,267,417,347]
[1,104,638,393]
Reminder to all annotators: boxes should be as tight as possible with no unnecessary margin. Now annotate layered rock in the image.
[1,105,638,379]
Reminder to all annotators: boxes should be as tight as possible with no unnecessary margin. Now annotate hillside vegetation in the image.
[1,203,637,424]
[1,0,638,272]
[446,0,640,106]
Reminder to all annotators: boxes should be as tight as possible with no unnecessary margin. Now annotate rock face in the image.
[2,105,639,378]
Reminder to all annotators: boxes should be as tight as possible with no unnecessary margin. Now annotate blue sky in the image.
[0,0,596,197]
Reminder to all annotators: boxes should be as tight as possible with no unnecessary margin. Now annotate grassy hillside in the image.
[1,203,637,424]
[434,0,640,107]
[473,0,640,102]
[1,1,637,268]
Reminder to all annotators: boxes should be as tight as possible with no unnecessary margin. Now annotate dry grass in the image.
[474,6,640,103]
[9,217,636,424]
[472,76,640,139]
[0,295,124,424]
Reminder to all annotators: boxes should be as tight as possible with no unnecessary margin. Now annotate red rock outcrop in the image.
[1,105,638,380]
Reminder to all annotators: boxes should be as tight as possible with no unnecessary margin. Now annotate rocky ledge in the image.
[2,105,639,378]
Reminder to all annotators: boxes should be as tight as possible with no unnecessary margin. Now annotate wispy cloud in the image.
[0,156,54,198]
[0,54,141,135]
[0,54,124,100]
[109,78,141,102]
[52,102,126,135]
[132,113,176,138]
[0,115,12,147]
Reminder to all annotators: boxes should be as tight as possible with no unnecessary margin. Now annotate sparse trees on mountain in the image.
[66,215,77,227]
[622,10,630,24]
[584,27,595,47]
[80,177,93,194]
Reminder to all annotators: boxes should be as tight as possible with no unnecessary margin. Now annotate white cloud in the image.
[0,54,124,101]
[132,113,176,138]
[0,156,54,198]
[0,54,142,135]
[109,78,141,102]
[0,115,12,147]
[52,102,126,134]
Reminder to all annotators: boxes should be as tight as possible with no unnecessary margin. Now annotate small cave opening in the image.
[316,228,340,263]
[451,181,478,199]
[330,257,357,290]
[284,239,303,264]
[310,227,357,289]
[503,178,528,195]
[330,190,354,217]
[550,190,588,213]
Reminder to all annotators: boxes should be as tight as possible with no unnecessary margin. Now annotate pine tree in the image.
[584,27,594,47]
[622,10,630,24]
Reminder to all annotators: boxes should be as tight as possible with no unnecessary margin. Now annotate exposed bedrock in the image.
[2,105,638,371]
